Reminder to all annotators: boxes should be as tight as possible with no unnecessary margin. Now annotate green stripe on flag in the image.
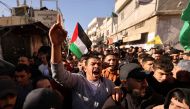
[69,43,83,59]
[179,1,190,51]
[179,22,190,51]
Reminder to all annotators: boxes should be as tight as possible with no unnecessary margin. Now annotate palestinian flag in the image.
[179,1,190,51]
[146,35,162,44]
[69,23,92,59]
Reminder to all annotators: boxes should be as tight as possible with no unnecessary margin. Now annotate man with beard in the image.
[169,49,180,66]
[102,63,164,109]
[49,15,116,109]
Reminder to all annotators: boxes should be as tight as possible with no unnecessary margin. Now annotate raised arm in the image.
[49,14,67,63]
[49,14,82,88]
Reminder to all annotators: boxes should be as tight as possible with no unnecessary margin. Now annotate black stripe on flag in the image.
[77,23,92,49]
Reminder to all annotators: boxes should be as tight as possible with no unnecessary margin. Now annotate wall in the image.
[0,16,31,26]
[34,10,58,28]
[117,0,157,32]
[127,16,157,37]
[157,15,183,49]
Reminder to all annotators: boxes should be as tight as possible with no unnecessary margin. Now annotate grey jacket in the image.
[51,63,115,109]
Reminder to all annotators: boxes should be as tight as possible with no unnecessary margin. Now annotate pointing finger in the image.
[57,14,61,24]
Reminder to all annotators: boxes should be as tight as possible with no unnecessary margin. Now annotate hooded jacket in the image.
[164,88,190,109]
[102,87,164,109]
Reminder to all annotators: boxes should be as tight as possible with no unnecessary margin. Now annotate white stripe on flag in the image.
[74,36,88,54]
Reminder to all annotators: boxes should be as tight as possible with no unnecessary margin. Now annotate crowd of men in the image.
[1,15,190,109]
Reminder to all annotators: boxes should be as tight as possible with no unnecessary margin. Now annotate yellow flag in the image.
[146,35,162,44]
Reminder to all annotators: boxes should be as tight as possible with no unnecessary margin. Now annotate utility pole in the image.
[17,0,20,6]
[24,0,26,5]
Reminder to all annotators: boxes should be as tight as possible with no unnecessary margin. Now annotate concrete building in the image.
[0,6,58,28]
[105,17,119,44]
[86,16,118,46]
[86,17,106,45]
[34,9,58,28]
[114,0,188,50]
[0,4,62,64]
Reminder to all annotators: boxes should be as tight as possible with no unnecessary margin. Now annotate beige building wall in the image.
[157,15,184,49]
[99,18,109,41]
[114,0,187,50]
[120,15,157,50]
[87,17,106,45]
[115,0,132,13]
[127,16,157,37]
[34,10,58,28]
[102,17,118,42]
[116,0,156,32]
[0,16,32,26]
[106,18,113,36]
[99,23,106,40]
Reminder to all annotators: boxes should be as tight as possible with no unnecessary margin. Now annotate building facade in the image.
[0,5,62,64]
[115,0,188,50]
[87,0,188,50]
[87,17,106,45]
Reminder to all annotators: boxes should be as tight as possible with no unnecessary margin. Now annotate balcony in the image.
[115,0,132,13]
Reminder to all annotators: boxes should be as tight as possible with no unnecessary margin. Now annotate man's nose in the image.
[94,64,99,67]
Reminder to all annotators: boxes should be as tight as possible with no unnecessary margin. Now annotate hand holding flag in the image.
[49,14,67,47]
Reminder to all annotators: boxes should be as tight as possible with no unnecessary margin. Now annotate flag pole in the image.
[66,37,70,58]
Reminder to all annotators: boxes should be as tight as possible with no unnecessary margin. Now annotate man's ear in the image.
[83,66,87,72]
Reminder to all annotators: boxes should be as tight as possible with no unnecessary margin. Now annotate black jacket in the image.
[102,88,164,109]
[146,74,177,97]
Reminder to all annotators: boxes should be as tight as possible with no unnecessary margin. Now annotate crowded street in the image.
[0,0,190,109]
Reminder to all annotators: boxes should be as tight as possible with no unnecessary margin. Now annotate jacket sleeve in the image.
[51,63,81,88]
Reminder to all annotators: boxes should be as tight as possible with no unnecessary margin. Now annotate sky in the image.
[0,0,115,37]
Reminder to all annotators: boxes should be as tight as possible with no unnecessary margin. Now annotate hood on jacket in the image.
[164,88,190,109]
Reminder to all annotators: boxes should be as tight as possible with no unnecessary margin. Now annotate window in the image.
[121,11,124,21]
[107,30,109,36]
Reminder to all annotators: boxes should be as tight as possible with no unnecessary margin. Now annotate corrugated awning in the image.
[0,22,49,35]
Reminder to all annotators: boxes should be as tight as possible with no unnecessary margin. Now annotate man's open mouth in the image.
[93,69,100,75]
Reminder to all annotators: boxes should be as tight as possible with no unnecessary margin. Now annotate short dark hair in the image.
[32,76,51,89]
[142,56,155,63]
[138,53,149,60]
[85,54,100,65]
[169,49,180,55]
[103,53,118,61]
[154,49,163,55]
[15,64,31,74]
[153,56,173,73]
[79,54,89,62]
